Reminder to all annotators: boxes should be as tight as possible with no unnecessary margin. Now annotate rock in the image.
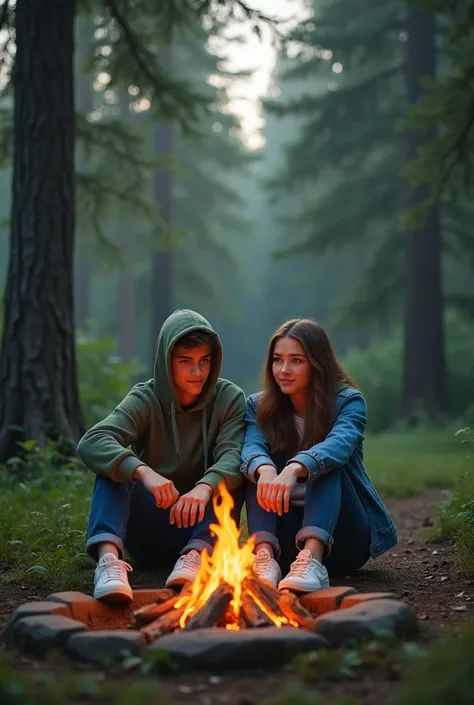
[313,599,419,647]
[299,586,358,615]
[3,601,71,636]
[340,593,397,609]
[47,590,95,607]
[149,627,328,670]
[67,630,146,664]
[6,615,87,656]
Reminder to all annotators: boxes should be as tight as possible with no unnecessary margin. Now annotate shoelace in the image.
[179,551,201,568]
[288,551,312,578]
[255,551,273,573]
[100,559,132,582]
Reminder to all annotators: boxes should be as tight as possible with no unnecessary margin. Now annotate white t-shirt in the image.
[290,415,306,507]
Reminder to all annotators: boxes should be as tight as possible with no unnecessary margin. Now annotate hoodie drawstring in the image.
[170,399,208,473]
[202,409,208,473]
[171,400,182,465]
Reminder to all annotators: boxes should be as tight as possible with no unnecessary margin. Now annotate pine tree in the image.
[0,0,277,461]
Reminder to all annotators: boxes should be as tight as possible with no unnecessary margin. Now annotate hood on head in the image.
[153,309,222,413]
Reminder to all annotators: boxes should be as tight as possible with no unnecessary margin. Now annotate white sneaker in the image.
[254,547,282,588]
[278,549,330,593]
[93,552,133,603]
[165,550,201,589]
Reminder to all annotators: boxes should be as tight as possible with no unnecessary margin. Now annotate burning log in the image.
[241,590,273,628]
[131,584,192,627]
[278,590,317,631]
[153,588,178,603]
[132,594,183,627]
[242,577,287,622]
[141,606,186,643]
[183,581,234,631]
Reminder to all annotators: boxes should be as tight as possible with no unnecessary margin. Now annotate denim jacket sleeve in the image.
[240,395,276,483]
[288,392,366,482]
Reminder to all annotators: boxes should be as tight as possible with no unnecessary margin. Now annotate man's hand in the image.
[256,464,278,512]
[133,465,179,509]
[268,462,308,516]
[169,483,213,528]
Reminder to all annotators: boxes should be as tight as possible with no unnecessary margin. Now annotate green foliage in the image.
[0,659,165,705]
[403,0,474,214]
[291,635,425,683]
[395,618,474,705]
[341,310,474,432]
[434,426,474,574]
[0,440,93,590]
[77,327,146,429]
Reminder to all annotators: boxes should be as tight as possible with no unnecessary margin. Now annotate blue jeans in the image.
[86,475,244,568]
[245,468,370,576]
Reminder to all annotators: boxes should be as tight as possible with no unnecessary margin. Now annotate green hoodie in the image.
[77,310,246,494]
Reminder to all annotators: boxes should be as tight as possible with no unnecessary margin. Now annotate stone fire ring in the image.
[2,587,419,670]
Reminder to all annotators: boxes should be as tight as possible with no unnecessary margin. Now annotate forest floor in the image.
[1,487,473,705]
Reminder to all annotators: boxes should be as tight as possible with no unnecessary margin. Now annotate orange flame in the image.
[176,483,294,629]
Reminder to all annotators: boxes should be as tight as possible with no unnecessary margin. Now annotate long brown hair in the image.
[257,319,357,456]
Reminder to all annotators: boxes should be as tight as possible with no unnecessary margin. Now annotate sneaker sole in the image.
[94,587,133,603]
[165,575,193,589]
[278,578,330,594]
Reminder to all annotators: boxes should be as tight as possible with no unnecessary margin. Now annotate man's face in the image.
[171,343,213,404]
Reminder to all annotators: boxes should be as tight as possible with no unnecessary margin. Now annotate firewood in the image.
[154,588,178,603]
[278,590,317,631]
[241,590,273,628]
[141,606,186,643]
[182,582,234,631]
[132,595,182,627]
[242,577,286,622]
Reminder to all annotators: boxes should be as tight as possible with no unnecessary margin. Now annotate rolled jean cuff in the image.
[85,533,124,561]
[251,531,281,559]
[180,538,214,557]
[296,526,334,556]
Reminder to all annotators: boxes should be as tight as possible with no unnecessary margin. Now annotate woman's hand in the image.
[169,483,213,528]
[268,462,308,515]
[256,464,278,511]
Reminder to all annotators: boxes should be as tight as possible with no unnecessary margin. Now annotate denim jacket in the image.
[240,388,398,559]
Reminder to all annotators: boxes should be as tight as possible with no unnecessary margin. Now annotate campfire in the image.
[130,485,314,643]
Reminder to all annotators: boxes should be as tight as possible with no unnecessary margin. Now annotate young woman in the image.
[241,319,397,593]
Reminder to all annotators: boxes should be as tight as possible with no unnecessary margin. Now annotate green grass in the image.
[0,428,469,591]
[364,427,468,498]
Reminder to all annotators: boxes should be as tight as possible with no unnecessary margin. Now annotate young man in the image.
[78,309,246,602]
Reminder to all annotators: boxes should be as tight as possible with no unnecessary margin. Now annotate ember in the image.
[130,485,316,643]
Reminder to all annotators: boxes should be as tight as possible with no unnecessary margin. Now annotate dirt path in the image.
[1,489,473,705]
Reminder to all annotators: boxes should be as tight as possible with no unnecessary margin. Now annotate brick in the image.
[312,599,419,647]
[6,615,87,656]
[67,630,146,665]
[300,586,358,615]
[132,588,176,608]
[341,592,397,609]
[4,601,71,635]
[47,591,96,608]
[47,590,133,628]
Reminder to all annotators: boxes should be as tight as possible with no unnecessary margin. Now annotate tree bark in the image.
[74,16,94,329]
[401,10,448,423]
[150,47,173,368]
[117,93,135,362]
[0,0,85,461]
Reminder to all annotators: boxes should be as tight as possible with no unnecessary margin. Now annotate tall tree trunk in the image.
[401,10,448,423]
[74,16,93,329]
[0,0,85,461]
[150,49,174,366]
[117,93,135,362]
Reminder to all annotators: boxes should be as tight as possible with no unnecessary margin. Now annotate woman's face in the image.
[272,336,312,397]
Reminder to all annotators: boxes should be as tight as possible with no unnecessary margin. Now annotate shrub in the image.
[77,326,145,429]
[434,427,474,575]
[341,310,474,433]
